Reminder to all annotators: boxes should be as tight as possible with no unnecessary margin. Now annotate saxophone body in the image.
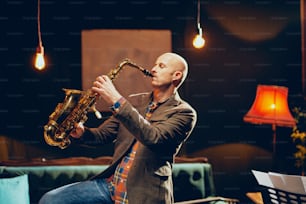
[43,58,152,149]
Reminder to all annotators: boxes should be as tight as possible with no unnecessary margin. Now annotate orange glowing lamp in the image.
[243,85,296,152]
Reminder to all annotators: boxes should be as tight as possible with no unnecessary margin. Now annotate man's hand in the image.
[92,75,122,105]
[70,122,85,138]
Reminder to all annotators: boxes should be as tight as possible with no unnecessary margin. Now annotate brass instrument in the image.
[43,58,153,149]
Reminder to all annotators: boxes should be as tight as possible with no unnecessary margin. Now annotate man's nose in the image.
[151,65,157,72]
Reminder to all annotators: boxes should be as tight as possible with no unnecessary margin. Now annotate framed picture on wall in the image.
[81,29,171,111]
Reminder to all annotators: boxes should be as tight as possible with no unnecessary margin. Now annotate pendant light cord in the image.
[37,0,42,47]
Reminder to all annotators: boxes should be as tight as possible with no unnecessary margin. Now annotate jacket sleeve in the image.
[77,116,120,145]
[114,100,197,150]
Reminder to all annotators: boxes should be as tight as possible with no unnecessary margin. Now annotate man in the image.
[39,52,197,204]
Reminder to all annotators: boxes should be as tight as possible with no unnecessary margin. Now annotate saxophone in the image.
[43,58,153,149]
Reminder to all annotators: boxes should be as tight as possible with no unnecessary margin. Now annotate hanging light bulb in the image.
[193,24,205,49]
[34,0,46,70]
[193,0,205,49]
[35,44,45,70]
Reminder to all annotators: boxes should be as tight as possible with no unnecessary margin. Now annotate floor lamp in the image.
[243,85,296,154]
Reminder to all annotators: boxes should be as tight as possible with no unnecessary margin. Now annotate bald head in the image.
[160,52,188,88]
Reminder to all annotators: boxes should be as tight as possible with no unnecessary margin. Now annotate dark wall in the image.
[0,0,303,202]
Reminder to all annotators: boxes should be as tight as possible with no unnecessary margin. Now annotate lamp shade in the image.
[243,85,296,127]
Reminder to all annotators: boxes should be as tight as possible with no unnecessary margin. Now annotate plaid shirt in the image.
[108,101,159,204]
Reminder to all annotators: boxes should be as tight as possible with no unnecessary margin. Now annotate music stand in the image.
[252,170,306,204]
[260,186,306,203]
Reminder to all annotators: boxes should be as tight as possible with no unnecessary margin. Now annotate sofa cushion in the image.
[173,163,215,202]
[0,157,212,203]
[0,165,109,203]
[0,174,30,204]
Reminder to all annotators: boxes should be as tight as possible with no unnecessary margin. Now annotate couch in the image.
[0,156,238,204]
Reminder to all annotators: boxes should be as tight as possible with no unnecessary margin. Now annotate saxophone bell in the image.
[43,120,71,149]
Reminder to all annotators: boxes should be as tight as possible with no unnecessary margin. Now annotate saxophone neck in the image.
[122,58,153,77]
[107,58,153,80]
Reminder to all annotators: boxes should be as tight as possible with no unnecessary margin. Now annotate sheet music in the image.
[252,170,306,195]
[302,177,306,192]
[280,174,305,194]
[268,172,286,191]
[251,170,274,188]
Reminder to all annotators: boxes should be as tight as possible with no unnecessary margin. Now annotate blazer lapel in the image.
[149,92,181,121]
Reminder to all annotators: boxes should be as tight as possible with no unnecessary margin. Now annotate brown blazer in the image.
[82,92,197,204]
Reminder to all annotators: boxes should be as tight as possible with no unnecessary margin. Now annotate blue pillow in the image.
[0,174,30,204]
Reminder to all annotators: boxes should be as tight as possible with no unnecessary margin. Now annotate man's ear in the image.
[172,71,183,86]
[172,71,182,81]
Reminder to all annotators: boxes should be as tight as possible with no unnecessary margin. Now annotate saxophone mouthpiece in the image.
[143,69,153,77]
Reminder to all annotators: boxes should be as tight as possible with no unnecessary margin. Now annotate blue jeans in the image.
[39,178,113,204]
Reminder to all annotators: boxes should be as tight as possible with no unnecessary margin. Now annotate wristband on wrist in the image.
[110,97,126,114]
